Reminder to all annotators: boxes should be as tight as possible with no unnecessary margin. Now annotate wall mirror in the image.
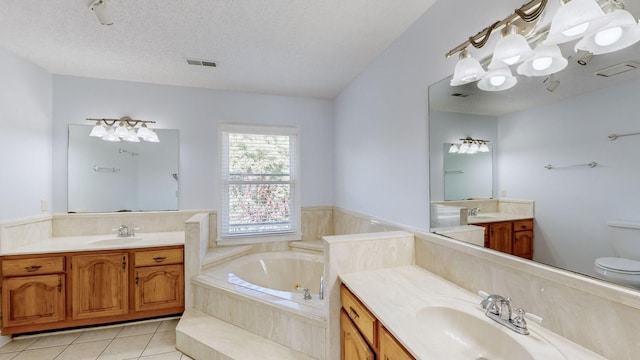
[68,125,179,213]
[429,29,640,289]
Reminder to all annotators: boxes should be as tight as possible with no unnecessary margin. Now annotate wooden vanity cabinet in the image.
[479,219,534,260]
[133,248,184,312]
[71,252,129,320]
[0,246,184,335]
[1,256,66,329]
[341,284,414,360]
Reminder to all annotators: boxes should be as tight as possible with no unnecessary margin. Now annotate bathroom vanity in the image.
[340,284,413,360]
[0,234,184,335]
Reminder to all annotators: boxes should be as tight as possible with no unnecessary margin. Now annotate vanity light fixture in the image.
[574,2,640,55]
[89,0,113,26]
[517,43,568,76]
[488,24,535,69]
[451,49,487,86]
[87,117,159,143]
[543,0,610,45]
[448,144,460,153]
[446,0,640,92]
[478,67,518,91]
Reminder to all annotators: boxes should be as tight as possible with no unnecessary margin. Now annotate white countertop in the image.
[340,266,604,359]
[0,231,185,255]
[467,212,533,224]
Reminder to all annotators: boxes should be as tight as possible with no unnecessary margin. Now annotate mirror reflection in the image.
[443,143,492,201]
[429,42,640,290]
[68,125,179,213]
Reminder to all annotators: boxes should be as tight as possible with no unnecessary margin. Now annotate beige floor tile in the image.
[0,338,38,354]
[97,333,152,360]
[141,331,176,357]
[139,351,183,360]
[55,339,111,360]
[0,353,18,360]
[74,326,123,344]
[27,332,81,349]
[117,322,161,338]
[11,345,66,360]
[156,319,180,333]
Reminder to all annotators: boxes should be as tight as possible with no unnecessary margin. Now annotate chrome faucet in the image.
[468,207,480,216]
[319,275,324,300]
[115,225,136,237]
[301,287,311,300]
[480,293,529,335]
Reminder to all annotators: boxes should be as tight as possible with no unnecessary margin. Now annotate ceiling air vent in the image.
[595,61,639,78]
[185,58,218,68]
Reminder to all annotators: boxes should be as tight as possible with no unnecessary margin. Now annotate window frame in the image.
[217,123,301,244]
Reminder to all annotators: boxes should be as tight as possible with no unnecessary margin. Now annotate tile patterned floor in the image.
[0,317,192,360]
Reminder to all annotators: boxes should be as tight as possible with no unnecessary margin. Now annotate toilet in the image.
[594,220,640,288]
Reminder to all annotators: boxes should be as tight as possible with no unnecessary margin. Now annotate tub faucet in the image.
[319,275,324,300]
[300,287,312,300]
[468,207,480,216]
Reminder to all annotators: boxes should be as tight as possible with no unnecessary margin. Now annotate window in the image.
[218,124,301,243]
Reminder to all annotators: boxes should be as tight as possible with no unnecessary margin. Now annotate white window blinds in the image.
[219,125,299,239]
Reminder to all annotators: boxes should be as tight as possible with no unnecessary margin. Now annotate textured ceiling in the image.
[0,0,437,99]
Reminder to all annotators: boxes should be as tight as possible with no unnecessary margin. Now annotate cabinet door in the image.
[2,274,65,328]
[489,222,513,254]
[134,264,184,312]
[341,310,375,360]
[379,326,414,360]
[513,230,534,259]
[72,253,128,320]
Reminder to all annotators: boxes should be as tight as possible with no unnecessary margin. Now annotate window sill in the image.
[216,232,302,246]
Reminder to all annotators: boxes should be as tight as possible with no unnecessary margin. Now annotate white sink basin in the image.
[417,306,534,360]
[90,237,142,246]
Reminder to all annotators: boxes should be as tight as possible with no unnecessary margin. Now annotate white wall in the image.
[333,0,520,229]
[0,49,52,221]
[52,76,334,213]
[498,79,640,277]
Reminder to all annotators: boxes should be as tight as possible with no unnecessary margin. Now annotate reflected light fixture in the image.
[451,49,487,86]
[488,24,535,69]
[452,137,490,154]
[87,117,159,143]
[543,0,611,45]
[575,3,640,55]
[517,43,568,76]
[90,0,113,26]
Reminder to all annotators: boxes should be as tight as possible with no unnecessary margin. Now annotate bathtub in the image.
[194,250,327,358]
[201,250,325,309]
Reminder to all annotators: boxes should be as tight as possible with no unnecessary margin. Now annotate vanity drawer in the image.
[513,219,534,231]
[2,256,65,277]
[341,284,377,347]
[135,248,183,267]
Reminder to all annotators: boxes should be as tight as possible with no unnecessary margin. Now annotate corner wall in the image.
[0,49,53,221]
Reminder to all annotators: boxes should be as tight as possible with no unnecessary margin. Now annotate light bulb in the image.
[490,76,506,87]
[469,142,479,154]
[503,55,521,65]
[532,57,553,71]
[595,26,623,46]
[449,144,459,153]
[459,142,470,154]
[89,122,107,137]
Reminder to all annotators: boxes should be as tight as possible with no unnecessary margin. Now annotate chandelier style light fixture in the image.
[86,117,160,143]
[447,0,640,92]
